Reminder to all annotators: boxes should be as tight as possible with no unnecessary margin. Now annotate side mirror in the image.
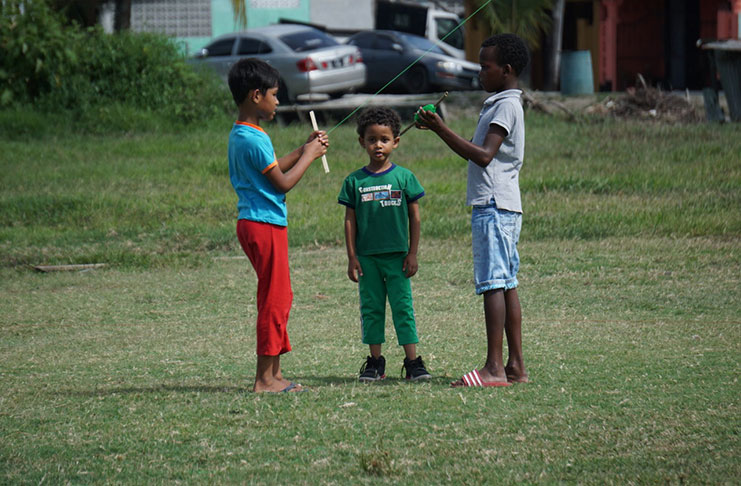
[392,43,403,53]
[196,48,209,59]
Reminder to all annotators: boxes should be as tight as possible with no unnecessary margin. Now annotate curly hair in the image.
[355,106,401,138]
[481,33,530,76]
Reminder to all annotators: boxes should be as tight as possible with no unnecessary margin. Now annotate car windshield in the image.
[396,32,445,55]
[436,18,464,50]
[281,30,339,53]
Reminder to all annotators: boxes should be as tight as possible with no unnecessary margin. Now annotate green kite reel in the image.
[414,104,437,123]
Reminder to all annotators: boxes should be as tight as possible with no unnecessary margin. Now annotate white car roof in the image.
[239,24,324,36]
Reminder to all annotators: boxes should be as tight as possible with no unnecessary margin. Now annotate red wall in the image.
[701,0,735,39]
[615,0,665,90]
[611,0,727,90]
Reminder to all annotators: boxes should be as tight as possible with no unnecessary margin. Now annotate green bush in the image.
[0,0,82,105]
[0,0,231,123]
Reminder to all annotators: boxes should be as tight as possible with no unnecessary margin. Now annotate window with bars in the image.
[131,0,211,37]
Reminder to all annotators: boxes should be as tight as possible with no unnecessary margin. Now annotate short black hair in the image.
[356,106,401,137]
[481,33,529,76]
[227,58,280,106]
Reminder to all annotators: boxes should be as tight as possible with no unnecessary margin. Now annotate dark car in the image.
[190,24,366,102]
[346,30,480,94]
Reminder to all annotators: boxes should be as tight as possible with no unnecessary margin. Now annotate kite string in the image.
[326,0,492,134]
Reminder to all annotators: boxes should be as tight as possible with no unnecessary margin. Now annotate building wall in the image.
[310,0,374,31]
[612,0,725,90]
[700,0,726,39]
[244,0,309,29]
[128,0,310,55]
[615,0,665,90]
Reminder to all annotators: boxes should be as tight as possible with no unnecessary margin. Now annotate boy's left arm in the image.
[403,201,420,278]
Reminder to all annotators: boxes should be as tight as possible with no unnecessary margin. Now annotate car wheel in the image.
[403,66,429,94]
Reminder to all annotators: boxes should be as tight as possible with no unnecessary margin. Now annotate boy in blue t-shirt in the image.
[227,58,328,393]
[338,107,431,382]
[416,34,529,387]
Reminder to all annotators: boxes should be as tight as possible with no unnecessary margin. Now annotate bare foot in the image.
[253,379,304,393]
[253,381,282,393]
[478,367,508,384]
[505,365,529,383]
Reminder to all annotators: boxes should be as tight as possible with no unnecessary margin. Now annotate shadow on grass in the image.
[56,384,251,397]
[56,376,456,398]
[293,375,453,388]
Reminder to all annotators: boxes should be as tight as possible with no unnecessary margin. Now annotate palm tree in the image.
[230,0,247,29]
[474,0,553,50]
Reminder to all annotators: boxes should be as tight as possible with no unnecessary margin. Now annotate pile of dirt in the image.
[587,76,702,123]
[524,75,704,123]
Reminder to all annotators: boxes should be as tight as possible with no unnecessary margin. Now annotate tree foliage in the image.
[0,0,229,121]
[0,0,82,105]
[475,0,553,49]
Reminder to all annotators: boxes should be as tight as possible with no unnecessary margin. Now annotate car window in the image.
[206,38,235,57]
[436,18,464,50]
[280,30,338,53]
[349,34,374,49]
[396,32,445,54]
[372,35,397,51]
[237,37,272,55]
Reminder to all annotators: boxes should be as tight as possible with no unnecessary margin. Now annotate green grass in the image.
[1,239,738,484]
[1,105,740,484]
[1,109,739,267]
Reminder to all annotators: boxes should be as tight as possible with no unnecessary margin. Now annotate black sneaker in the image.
[402,356,432,380]
[359,355,386,382]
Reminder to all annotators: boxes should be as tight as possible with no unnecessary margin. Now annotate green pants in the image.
[357,253,418,346]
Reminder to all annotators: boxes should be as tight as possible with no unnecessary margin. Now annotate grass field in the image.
[1,101,740,484]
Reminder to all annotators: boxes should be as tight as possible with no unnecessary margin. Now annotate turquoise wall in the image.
[246,0,310,29]
[177,0,310,55]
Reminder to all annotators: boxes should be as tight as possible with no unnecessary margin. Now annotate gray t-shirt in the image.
[466,89,524,212]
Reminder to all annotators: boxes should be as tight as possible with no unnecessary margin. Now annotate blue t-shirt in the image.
[228,121,286,226]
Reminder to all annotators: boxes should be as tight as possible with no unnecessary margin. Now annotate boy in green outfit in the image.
[338,107,431,382]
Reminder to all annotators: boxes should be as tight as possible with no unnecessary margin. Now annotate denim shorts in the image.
[471,200,522,294]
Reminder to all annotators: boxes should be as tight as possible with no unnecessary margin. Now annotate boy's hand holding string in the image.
[305,129,329,154]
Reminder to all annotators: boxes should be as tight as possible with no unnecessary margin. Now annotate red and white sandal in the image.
[453,369,512,387]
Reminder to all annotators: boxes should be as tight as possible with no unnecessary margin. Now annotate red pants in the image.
[237,219,293,356]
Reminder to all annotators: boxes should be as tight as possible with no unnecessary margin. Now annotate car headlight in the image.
[436,61,463,73]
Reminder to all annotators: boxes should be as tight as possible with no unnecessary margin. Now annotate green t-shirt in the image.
[338,164,425,256]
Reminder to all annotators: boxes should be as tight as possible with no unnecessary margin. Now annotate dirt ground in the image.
[444,85,730,124]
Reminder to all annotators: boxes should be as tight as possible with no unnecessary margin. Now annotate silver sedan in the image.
[190,24,366,103]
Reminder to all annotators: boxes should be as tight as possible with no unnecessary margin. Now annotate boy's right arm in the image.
[276,130,328,172]
[344,207,363,282]
[415,109,506,168]
[264,136,327,193]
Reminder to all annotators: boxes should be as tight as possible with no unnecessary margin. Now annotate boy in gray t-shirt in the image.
[415,33,529,388]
